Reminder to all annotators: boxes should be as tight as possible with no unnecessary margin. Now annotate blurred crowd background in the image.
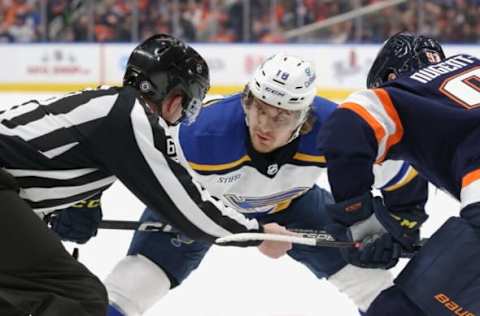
[0,0,479,44]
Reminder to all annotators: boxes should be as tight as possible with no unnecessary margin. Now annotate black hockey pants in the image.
[0,169,107,316]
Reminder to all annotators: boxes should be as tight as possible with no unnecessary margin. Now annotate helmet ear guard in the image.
[366,32,445,89]
[124,69,161,101]
[139,80,153,94]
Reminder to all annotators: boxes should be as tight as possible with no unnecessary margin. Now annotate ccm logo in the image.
[345,202,362,212]
[435,293,475,316]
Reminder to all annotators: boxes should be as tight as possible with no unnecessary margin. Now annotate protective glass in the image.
[179,80,209,125]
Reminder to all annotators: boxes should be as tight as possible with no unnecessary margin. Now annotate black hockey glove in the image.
[326,193,428,268]
[388,207,428,244]
[48,194,103,244]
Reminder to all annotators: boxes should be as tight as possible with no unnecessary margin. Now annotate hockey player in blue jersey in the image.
[51,53,429,316]
[45,53,427,316]
[317,32,480,316]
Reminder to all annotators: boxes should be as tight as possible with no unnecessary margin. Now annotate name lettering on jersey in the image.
[434,293,475,316]
[217,174,242,183]
[410,55,476,84]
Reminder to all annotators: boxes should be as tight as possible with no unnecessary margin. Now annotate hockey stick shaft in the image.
[98,219,174,232]
[98,220,339,236]
[99,220,354,243]
[99,219,423,257]
[99,220,359,247]
[216,233,426,258]
[215,233,360,248]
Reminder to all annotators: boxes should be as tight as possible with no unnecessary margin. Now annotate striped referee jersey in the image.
[0,86,260,242]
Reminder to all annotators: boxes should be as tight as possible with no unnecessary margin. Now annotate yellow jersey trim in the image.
[272,200,293,213]
[293,152,326,163]
[188,155,252,171]
[383,168,418,192]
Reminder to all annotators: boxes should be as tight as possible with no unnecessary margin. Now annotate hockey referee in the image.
[0,34,291,316]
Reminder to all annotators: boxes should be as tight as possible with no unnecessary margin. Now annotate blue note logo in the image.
[224,187,309,214]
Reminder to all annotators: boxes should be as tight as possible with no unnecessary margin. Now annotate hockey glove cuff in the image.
[326,192,375,226]
[375,204,428,251]
[49,195,103,244]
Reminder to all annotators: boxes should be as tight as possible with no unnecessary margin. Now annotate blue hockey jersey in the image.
[318,54,480,208]
[170,93,424,216]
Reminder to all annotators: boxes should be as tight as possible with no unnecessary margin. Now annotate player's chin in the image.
[252,140,274,153]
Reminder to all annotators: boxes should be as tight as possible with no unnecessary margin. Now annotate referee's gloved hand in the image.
[48,194,103,244]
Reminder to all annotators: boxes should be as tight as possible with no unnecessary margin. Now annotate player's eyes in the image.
[273,116,288,123]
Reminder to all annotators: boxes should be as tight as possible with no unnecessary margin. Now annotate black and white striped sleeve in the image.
[88,89,261,243]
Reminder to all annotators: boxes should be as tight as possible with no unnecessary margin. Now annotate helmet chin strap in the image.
[287,113,308,143]
[288,125,302,143]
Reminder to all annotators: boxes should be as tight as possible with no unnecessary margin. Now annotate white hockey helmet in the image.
[248,53,317,116]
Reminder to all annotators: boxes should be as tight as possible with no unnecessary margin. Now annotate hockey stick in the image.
[99,220,424,256]
[99,220,342,237]
[100,220,351,243]
[216,232,427,258]
[98,219,174,232]
[216,232,361,248]
[69,220,173,261]
[99,220,360,247]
